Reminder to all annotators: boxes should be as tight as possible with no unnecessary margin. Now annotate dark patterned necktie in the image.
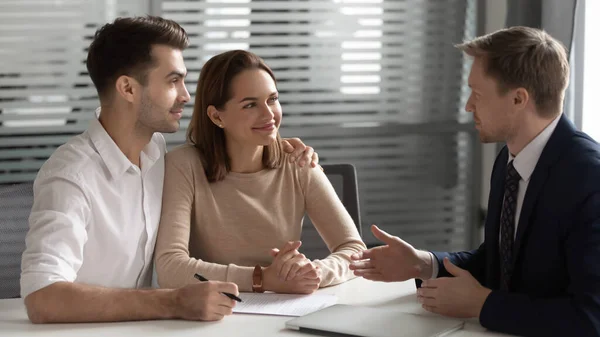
[500,160,520,291]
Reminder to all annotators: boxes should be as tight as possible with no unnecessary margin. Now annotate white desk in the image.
[0,278,513,336]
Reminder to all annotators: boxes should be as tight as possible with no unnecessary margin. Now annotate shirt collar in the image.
[508,114,561,182]
[89,107,161,179]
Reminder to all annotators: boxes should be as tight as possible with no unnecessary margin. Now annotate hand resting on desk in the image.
[263,241,322,294]
[418,258,490,319]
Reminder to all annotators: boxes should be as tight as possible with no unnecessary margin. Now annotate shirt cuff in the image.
[429,252,439,279]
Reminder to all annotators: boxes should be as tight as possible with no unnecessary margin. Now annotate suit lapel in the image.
[485,147,508,288]
[512,114,575,264]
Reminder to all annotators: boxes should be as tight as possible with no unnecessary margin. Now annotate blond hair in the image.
[456,26,569,118]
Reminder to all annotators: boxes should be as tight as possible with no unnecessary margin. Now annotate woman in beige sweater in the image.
[155,50,366,294]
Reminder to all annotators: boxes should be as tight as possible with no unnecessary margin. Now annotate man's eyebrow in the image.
[238,97,257,103]
[165,70,187,79]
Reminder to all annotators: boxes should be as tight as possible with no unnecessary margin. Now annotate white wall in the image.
[582,0,600,142]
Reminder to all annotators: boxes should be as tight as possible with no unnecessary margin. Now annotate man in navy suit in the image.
[350,26,600,336]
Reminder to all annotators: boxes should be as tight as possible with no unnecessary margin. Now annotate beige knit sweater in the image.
[154,144,366,292]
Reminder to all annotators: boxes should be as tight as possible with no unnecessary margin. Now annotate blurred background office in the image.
[0,0,595,261]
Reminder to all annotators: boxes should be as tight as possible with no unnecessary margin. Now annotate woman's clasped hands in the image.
[263,241,321,294]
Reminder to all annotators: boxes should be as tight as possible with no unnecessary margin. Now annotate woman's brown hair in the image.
[187,50,284,182]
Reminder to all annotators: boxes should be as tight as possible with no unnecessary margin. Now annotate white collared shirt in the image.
[508,115,561,233]
[428,115,561,279]
[20,118,166,298]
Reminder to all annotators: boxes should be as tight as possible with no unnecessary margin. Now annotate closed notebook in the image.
[285,304,464,337]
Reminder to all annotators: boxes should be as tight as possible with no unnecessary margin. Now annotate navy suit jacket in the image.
[431,115,600,336]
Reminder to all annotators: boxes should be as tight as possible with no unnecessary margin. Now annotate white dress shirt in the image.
[428,115,561,279]
[20,117,166,298]
[508,115,560,231]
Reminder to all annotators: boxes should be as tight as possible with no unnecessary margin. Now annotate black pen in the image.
[194,273,243,302]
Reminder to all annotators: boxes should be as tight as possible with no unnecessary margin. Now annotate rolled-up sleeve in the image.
[20,173,90,298]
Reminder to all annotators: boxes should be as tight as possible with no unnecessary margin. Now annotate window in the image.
[1,0,480,251]
[582,0,600,142]
[161,0,479,250]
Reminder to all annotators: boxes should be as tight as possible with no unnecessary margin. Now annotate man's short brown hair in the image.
[456,26,569,118]
[86,16,189,99]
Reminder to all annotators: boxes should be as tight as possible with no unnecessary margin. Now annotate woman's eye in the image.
[243,103,256,109]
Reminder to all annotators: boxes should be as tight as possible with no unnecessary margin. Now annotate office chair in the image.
[301,163,363,260]
[0,182,34,299]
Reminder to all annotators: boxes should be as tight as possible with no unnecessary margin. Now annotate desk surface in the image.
[0,278,512,337]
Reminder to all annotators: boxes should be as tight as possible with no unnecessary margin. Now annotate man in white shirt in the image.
[20,16,318,324]
[350,27,600,336]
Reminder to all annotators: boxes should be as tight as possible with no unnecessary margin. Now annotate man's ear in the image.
[207,105,224,128]
[114,75,138,103]
[513,87,529,110]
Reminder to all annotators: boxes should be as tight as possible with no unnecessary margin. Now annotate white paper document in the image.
[233,293,338,317]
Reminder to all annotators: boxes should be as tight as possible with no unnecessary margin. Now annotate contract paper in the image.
[233,293,338,317]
